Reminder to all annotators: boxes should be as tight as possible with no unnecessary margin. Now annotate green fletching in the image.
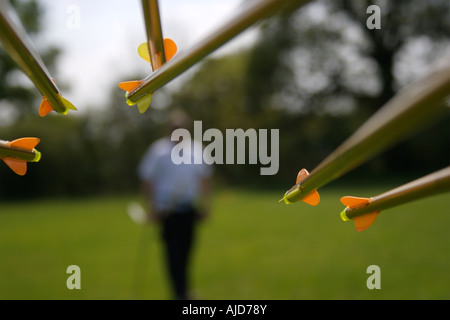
[137,94,152,114]
[60,96,77,114]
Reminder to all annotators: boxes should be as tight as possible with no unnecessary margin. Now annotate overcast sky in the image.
[36,0,259,112]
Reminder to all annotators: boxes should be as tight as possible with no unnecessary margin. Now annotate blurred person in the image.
[137,110,212,300]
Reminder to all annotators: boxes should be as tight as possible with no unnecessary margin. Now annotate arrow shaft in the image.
[0,2,64,113]
[285,63,450,203]
[345,167,450,219]
[127,0,311,103]
[0,140,39,162]
[142,0,166,71]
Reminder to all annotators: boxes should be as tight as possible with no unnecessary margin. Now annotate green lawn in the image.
[0,186,449,300]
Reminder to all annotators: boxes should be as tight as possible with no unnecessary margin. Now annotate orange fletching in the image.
[9,137,40,151]
[2,157,27,176]
[302,189,320,206]
[164,38,177,61]
[296,168,309,184]
[340,196,371,208]
[39,96,54,117]
[118,81,142,92]
[353,211,379,232]
[295,169,320,206]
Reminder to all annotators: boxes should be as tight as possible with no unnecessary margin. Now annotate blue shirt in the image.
[138,137,212,212]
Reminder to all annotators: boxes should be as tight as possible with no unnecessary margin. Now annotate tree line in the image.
[1,0,448,200]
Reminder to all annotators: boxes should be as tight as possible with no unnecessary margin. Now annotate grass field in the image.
[0,185,449,300]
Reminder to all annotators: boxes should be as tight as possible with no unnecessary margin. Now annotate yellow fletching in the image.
[60,96,77,111]
[138,38,177,64]
[137,94,153,114]
[138,42,150,63]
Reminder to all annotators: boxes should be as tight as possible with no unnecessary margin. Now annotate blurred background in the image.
[0,0,449,299]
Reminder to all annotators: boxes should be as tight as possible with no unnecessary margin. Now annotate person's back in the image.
[139,137,210,214]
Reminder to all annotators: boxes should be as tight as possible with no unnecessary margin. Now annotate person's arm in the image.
[141,180,163,223]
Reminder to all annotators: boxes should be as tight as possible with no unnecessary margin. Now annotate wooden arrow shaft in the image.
[0,140,37,162]
[345,167,450,219]
[0,2,64,113]
[142,0,166,71]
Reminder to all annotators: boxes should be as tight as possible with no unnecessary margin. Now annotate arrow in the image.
[118,0,178,114]
[0,137,41,175]
[137,38,177,67]
[120,0,310,113]
[340,167,450,231]
[281,61,450,206]
[140,0,176,72]
[118,38,177,114]
[0,1,77,117]
[279,169,320,206]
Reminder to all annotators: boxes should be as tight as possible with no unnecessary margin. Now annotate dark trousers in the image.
[161,206,196,300]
